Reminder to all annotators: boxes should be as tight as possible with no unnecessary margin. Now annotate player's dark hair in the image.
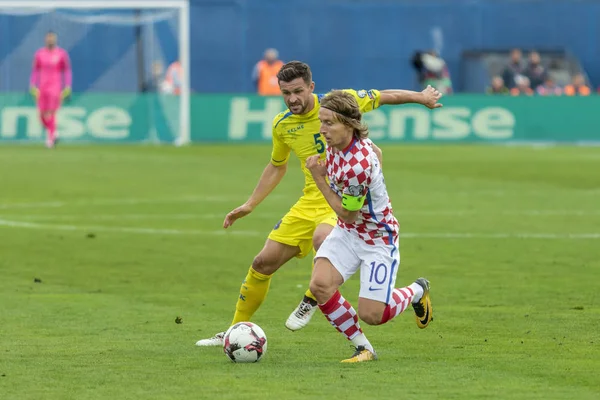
[321,90,369,140]
[277,61,312,85]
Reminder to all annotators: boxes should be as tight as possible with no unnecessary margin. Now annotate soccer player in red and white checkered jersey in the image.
[305,90,434,363]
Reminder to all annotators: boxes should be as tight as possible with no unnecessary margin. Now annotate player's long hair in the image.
[321,90,369,140]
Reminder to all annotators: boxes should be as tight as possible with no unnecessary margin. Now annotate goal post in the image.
[0,0,190,145]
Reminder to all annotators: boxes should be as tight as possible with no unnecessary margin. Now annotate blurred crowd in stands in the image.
[488,49,591,96]
[247,46,595,97]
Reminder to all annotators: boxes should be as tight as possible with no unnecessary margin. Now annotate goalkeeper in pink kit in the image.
[30,31,72,148]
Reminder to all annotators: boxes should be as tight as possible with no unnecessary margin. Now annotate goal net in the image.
[0,0,190,145]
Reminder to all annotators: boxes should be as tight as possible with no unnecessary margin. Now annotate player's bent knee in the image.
[309,278,333,304]
[358,308,384,326]
[251,254,279,275]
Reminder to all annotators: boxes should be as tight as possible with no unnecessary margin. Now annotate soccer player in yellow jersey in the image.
[196,61,442,347]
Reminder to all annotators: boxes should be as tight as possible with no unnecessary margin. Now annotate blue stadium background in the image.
[1,0,599,93]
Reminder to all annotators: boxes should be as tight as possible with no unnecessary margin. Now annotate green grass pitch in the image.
[0,144,599,399]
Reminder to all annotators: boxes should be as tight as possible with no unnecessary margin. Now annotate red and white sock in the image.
[380,282,424,324]
[319,290,373,351]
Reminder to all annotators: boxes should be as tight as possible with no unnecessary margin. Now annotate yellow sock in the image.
[231,266,272,325]
[304,288,317,302]
[304,250,317,302]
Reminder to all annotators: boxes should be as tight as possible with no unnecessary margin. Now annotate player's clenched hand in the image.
[421,85,443,109]
[223,203,253,229]
[305,155,327,179]
[29,86,40,100]
[61,87,72,100]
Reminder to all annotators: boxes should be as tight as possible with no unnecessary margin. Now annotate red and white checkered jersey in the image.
[326,138,399,246]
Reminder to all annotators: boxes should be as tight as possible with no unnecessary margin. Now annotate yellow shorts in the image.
[268,204,337,259]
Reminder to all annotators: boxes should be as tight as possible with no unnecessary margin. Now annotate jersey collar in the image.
[342,137,357,155]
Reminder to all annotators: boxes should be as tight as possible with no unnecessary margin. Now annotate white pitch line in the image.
[0,201,66,209]
[0,195,280,210]
[403,210,600,216]
[400,232,600,239]
[2,189,599,210]
[0,213,280,221]
[0,219,598,239]
[2,209,600,222]
[0,213,214,221]
[0,218,261,236]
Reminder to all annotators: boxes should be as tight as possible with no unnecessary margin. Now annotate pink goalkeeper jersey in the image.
[30,47,72,92]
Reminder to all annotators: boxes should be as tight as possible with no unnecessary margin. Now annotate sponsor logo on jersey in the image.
[287,124,304,134]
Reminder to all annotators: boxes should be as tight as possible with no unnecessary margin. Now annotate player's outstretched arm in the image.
[379,85,443,109]
[305,156,360,224]
[223,162,287,228]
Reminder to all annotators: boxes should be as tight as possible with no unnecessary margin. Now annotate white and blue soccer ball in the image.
[223,322,268,363]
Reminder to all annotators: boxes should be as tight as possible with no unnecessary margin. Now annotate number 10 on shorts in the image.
[368,262,388,289]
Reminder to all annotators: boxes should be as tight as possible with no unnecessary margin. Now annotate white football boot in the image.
[195,331,225,347]
[285,297,318,331]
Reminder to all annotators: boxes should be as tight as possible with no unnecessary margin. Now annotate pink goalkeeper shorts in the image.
[37,90,61,112]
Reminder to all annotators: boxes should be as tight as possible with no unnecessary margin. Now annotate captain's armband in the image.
[341,194,366,211]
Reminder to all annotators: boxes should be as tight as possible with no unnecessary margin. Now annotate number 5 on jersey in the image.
[313,133,325,154]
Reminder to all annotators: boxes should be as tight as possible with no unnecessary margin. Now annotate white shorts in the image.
[315,225,400,303]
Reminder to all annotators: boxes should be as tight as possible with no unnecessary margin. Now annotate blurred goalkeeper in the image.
[29,31,72,148]
[196,61,442,347]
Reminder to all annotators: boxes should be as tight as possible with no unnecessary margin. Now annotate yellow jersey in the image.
[270,89,381,206]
